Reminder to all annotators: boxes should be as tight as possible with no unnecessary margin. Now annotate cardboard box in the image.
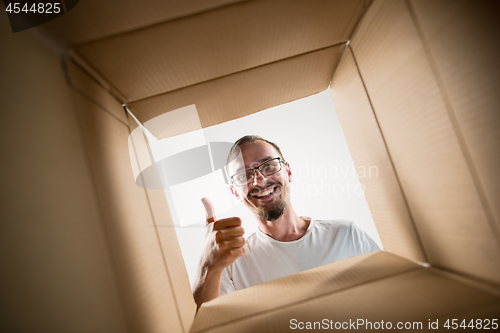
[1,0,499,331]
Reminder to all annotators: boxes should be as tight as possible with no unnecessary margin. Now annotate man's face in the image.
[228,141,291,221]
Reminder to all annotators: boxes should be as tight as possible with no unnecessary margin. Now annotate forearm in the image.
[193,265,224,310]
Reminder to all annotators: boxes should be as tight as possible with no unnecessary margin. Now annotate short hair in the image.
[226,135,285,169]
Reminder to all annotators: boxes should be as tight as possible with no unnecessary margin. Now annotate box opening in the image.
[128,89,382,288]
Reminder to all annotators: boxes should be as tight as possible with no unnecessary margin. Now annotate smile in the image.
[251,186,278,200]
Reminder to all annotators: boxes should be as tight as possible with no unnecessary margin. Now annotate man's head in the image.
[226,136,292,221]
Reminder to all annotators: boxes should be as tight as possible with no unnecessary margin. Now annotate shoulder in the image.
[307,219,355,245]
[313,219,354,232]
[246,232,258,245]
[316,219,373,239]
[313,220,375,242]
[313,219,381,253]
[242,231,263,253]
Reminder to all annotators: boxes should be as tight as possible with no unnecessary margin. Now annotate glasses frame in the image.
[230,157,286,187]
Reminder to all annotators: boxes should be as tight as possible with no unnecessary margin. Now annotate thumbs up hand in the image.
[202,197,216,224]
[200,197,246,271]
[193,198,246,308]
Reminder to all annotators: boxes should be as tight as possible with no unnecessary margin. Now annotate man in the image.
[193,135,380,308]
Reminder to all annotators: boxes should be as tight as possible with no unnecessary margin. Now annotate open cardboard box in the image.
[2,0,500,331]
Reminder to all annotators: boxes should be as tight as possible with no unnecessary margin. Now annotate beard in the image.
[256,199,286,221]
[247,183,287,221]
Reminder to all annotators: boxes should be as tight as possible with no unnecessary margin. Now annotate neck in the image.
[256,205,310,242]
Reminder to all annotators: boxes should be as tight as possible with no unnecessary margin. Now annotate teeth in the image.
[255,187,274,198]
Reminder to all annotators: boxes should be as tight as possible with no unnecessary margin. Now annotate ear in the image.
[285,162,292,182]
[230,185,243,202]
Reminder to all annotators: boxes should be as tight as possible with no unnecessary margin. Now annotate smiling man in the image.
[192,135,380,309]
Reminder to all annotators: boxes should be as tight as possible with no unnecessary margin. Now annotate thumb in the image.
[201,197,216,225]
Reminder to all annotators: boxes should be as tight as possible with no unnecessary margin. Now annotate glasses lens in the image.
[259,159,281,176]
[233,171,253,186]
[232,158,282,186]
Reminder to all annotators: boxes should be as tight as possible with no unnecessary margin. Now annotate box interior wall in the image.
[2,0,500,331]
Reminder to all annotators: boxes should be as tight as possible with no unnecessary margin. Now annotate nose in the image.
[252,169,267,186]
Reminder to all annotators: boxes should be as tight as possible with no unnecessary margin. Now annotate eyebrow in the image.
[235,156,275,173]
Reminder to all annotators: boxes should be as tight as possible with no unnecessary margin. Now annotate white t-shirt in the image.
[220,218,381,295]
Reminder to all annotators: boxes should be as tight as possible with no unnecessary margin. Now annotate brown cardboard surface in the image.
[192,251,419,332]
[125,110,196,330]
[67,49,128,104]
[6,0,500,331]
[330,47,426,263]
[141,105,204,143]
[216,272,500,332]
[66,60,128,124]
[36,0,246,45]
[193,252,500,333]
[0,20,128,332]
[127,44,343,139]
[145,188,197,332]
[349,0,500,285]
[126,113,197,330]
[75,0,369,101]
[127,125,154,188]
[409,0,500,252]
[71,83,188,331]
[436,299,500,324]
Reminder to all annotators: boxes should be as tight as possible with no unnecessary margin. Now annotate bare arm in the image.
[192,265,223,309]
[193,198,246,310]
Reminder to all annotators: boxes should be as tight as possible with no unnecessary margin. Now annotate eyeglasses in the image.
[231,157,285,187]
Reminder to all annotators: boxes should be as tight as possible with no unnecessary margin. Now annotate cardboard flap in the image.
[192,251,419,332]
[69,62,196,332]
[330,47,426,262]
[349,0,500,286]
[73,0,369,102]
[35,0,247,45]
[192,252,500,333]
[409,0,500,255]
[127,44,344,139]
